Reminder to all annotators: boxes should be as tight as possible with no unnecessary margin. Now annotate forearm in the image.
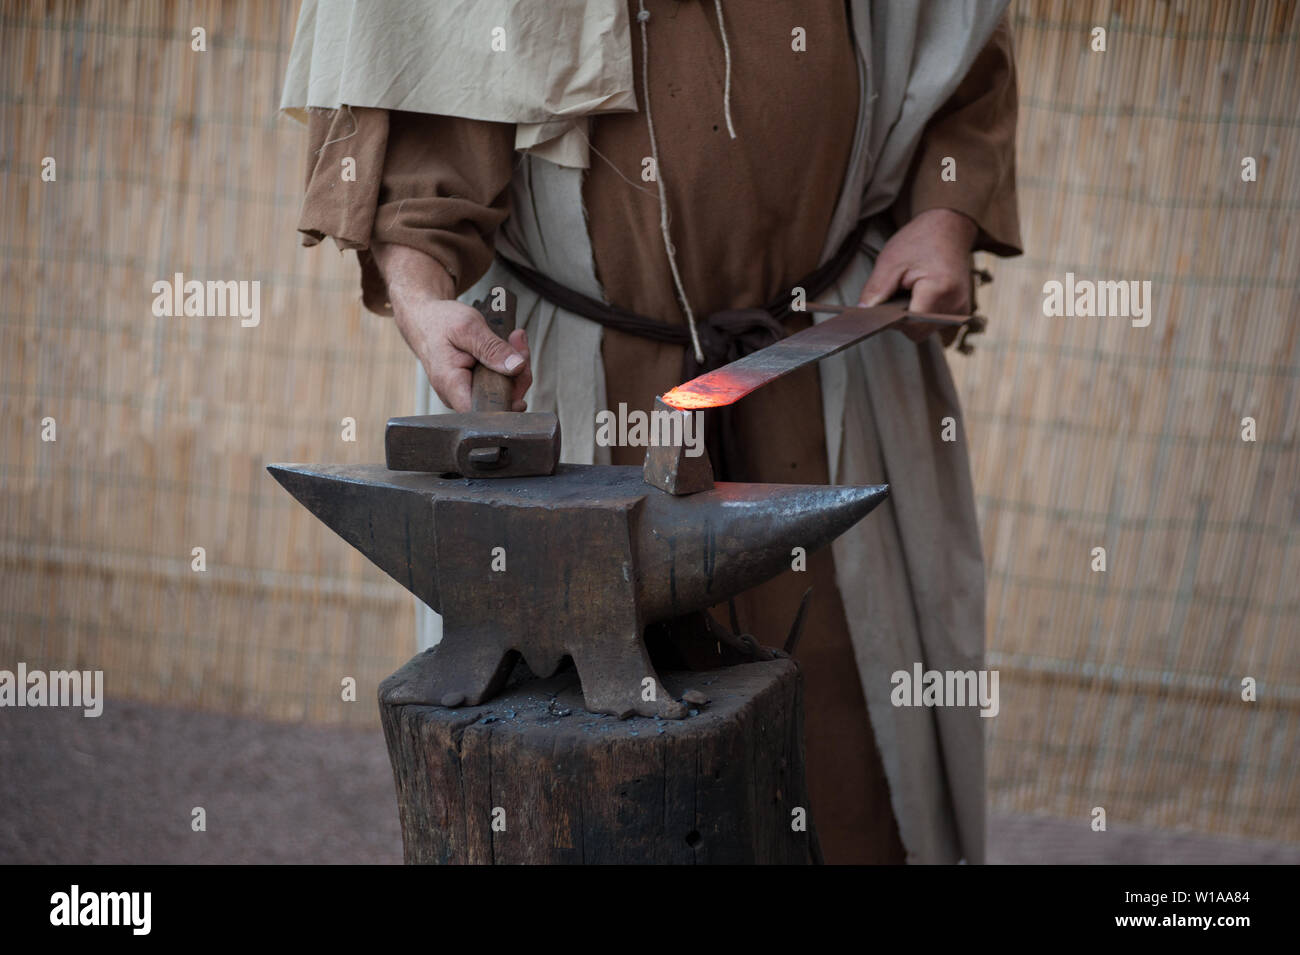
[373,241,456,309]
[923,208,979,253]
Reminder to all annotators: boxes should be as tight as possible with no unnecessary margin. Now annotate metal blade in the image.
[661,302,968,410]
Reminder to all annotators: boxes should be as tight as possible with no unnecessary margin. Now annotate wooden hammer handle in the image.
[470,288,518,413]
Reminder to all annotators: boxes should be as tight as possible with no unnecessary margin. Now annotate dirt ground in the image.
[1,698,1294,865]
[0,698,401,864]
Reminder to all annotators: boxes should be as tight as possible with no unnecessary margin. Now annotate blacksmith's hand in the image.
[857,207,978,343]
[373,242,532,412]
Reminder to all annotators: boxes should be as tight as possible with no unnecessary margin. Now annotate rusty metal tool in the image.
[384,288,560,478]
[661,298,986,410]
[268,461,888,719]
[642,397,714,495]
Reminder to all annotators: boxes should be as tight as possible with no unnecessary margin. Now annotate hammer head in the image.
[385,286,561,478]
[386,412,561,479]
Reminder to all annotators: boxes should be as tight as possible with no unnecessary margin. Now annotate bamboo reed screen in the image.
[0,0,416,726]
[1,0,1295,842]
[961,0,1298,841]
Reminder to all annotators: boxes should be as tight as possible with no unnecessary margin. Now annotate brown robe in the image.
[296,2,1021,863]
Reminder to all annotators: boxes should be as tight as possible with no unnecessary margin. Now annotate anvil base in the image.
[379,658,817,864]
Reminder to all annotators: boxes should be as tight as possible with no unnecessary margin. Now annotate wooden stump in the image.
[379,657,816,864]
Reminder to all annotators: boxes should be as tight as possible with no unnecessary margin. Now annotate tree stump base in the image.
[379,657,816,864]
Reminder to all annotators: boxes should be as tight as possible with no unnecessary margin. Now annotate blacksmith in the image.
[281,0,1022,864]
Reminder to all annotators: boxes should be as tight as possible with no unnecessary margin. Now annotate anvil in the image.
[269,462,888,718]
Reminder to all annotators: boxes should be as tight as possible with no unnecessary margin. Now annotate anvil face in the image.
[269,463,887,718]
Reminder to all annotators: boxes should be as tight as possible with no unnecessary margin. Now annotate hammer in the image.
[384,289,562,478]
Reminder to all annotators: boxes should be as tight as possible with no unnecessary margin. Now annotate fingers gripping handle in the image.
[470,288,518,413]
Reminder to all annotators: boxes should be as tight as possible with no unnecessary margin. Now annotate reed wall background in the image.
[960,0,1298,842]
[1,0,1296,843]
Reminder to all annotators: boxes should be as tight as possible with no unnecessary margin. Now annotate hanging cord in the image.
[713,0,737,139]
[637,1,705,364]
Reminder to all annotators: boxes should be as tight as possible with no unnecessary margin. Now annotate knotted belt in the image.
[497,218,944,479]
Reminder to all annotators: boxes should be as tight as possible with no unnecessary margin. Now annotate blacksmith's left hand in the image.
[857,207,979,343]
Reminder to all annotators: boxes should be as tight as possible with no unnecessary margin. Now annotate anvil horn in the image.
[634,481,890,618]
[268,462,889,719]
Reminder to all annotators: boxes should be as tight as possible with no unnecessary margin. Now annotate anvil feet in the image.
[569,643,689,720]
[380,636,690,721]
[381,641,517,709]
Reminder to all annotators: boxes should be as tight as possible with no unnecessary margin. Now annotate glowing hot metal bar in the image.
[661,301,979,410]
